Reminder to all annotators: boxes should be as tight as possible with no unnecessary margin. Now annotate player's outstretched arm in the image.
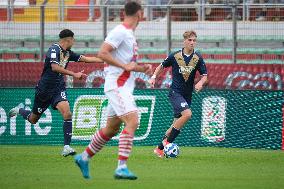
[195,75,208,92]
[148,64,164,88]
[79,55,103,63]
[51,64,87,79]
[132,64,152,75]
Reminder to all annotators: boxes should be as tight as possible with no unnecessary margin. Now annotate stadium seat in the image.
[201,54,211,59]
[1,35,283,48]
[0,47,283,64]
[67,0,101,21]
[0,8,7,21]
[262,54,278,60]
[145,54,167,60]
[19,53,36,60]
[237,54,260,60]
[2,53,18,60]
[214,54,232,60]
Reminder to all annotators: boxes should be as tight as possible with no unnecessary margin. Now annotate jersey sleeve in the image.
[161,53,174,68]
[197,54,207,76]
[69,51,82,62]
[48,46,60,65]
[104,27,125,49]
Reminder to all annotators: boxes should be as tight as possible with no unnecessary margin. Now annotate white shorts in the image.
[105,87,137,117]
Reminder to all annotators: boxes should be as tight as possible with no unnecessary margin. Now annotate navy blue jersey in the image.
[161,48,207,97]
[37,43,81,93]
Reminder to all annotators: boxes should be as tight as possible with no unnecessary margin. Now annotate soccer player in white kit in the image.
[74,1,152,180]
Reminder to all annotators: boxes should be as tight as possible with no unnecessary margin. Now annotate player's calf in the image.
[28,114,41,124]
[167,127,181,143]
[56,101,77,156]
[61,119,76,157]
[61,110,72,120]
[181,110,192,121]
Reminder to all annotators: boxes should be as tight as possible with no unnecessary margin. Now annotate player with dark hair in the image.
[148,30,208,158]
[9,29,103,157]
[74,1,152,180]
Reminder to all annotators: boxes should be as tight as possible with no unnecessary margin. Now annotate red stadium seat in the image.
[201,54,211,59]
[67,0,100,21]
[214,54,232,60]
[2,53,17,60]
[207,8,227,21]
[0,8,7,21]
[237,54,259,60]
[280,8,284,17]
[14,8,24,14]
[19,53,36,60]
[249,8,263,21]
[147,54,167,60]
[262,54,278,60]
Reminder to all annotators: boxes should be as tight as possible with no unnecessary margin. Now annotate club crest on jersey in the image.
[174,52,199,81]
[59,51,70,68]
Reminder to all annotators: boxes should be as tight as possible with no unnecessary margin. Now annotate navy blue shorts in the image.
[32,87,68,115]
[168,90,191,118]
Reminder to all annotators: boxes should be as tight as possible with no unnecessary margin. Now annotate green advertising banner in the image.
[0,88,283,149]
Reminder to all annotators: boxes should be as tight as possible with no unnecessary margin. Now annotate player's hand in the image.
[123,62,136,72]
[194,82,203,92]
[148,77,156,88]
[73,70,88,80]
[143,64,152,75]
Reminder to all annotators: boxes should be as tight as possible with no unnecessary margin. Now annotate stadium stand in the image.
[0,2,283,64]
[11,0,76,22]
[0,34,283,64]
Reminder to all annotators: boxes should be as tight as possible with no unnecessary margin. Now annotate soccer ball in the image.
[164,143,179,158]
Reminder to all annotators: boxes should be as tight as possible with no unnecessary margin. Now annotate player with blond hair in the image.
[148,30,208,158]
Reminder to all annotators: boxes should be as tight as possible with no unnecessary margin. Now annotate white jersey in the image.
[104,24,138,92]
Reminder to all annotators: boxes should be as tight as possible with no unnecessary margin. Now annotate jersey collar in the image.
[54,43,68,52]
[54,43,63,51]
[182,48,195,57]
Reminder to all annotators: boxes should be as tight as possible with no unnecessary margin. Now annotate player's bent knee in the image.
[28,114,40,124]
[182,110,192,120]
[129,120,139,130]
[122,114,139,128]
[29,118,39,124]
[132,119,139,128]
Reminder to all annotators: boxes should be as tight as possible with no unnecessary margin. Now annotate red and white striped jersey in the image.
[103,24,138,92]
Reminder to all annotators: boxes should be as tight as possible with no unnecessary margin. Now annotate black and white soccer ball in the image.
[164,143,179,158]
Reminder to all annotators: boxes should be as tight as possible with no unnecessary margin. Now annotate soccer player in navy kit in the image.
[148,30,208,158]
[9,29,103,157]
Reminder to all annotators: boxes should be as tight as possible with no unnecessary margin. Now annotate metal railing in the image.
[0,2,283,64]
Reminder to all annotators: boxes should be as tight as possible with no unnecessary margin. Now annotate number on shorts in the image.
[61,91,66,99]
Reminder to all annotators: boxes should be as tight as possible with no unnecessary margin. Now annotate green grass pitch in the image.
[0,145,284,189]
